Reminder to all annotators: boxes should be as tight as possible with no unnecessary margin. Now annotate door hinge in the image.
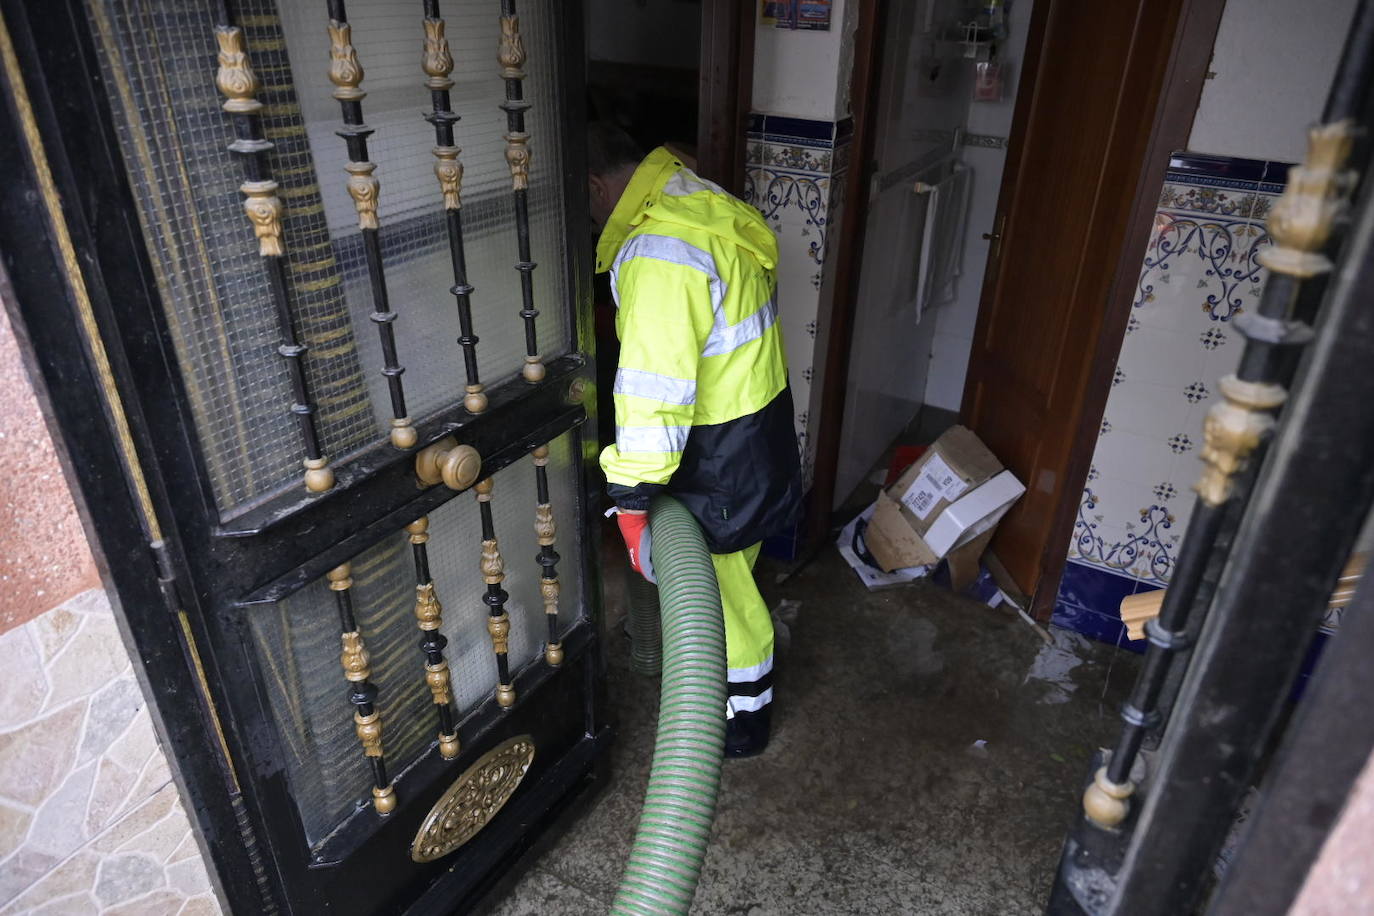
[150,539,183,617]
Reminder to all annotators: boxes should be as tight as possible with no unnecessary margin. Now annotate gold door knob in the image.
[415,437,482,491]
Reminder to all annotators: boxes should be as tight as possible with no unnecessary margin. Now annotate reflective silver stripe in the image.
[616,424,691,453]
[610,233,726,316]
[661,170,726,198]
[727,655,774,684]
[702,293,778,358]
[614,368,697,406]
[725,689,774,716]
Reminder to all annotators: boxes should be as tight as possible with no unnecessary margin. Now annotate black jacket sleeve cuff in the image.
[607,481,662,511]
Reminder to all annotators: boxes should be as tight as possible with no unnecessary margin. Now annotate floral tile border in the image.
[1056,150,1324,647]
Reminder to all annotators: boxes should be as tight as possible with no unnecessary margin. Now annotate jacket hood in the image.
[595,147,778,273]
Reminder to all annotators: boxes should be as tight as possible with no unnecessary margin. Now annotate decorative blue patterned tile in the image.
[761,115,836,148]
[1058,560,1140,613]
[1167,433,1194,454]
[1200,327,1228,350]
[1051,602,1144,652]
[1183,381,1209,404]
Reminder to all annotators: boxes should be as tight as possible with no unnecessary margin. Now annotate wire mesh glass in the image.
[245,433,583,845]
[86,0,572,511]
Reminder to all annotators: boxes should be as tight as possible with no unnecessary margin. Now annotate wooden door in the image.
[0,0,606,912]
[960,0,1222,615]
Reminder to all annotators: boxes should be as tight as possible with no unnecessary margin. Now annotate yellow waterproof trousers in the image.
[711,544,775,717]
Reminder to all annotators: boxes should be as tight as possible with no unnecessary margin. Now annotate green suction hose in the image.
[626,562,663,676]
[612,495,727,916]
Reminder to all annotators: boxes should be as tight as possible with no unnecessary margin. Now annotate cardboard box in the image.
[864,425,1025,573]
[836,503,933,591]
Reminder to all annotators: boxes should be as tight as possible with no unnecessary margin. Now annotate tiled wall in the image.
[744,113,853,490]
[1052,153,1292,646]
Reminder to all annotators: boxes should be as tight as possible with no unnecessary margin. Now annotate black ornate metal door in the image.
[0,0,603,912]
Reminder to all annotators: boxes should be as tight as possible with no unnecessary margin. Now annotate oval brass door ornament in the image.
[410,735,535,863]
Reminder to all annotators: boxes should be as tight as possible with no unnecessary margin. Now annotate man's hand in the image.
[615,509,656,583]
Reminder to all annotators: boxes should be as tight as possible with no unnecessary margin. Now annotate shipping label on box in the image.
[900,452,970,520]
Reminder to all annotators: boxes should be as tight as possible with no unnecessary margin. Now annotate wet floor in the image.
[489,539,1139,915]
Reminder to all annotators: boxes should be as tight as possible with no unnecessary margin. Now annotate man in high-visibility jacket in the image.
[588,123,801,757]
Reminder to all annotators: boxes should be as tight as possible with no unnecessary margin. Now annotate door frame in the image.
[802,0,1225,604]
[0,0,607,911]
[697,0,757,194]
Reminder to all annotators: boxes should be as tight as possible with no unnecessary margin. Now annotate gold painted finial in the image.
[328,20,365,101]
[354,709,384,756]
[544,642,564,667]
[340,632,372,682]
[475,478,494,499]
[372,783,397,815]
[390,417,417,449]
[407,516,430,542]
[425,661,452,707]
[464,384,488,414]
[498,15,526,80]
[433,146,464,210]
[414,582,442,631]
[328,563,353,590]
[438,732,460,760]
[481,539,505,584]
[488,612,510,655]
[1195,375,1287,506]
[345,161,380,231]
[214,27,262,114]
[534,504,556,545]
[532,445,550,464]
[495,683,516,708]
[1083,766,1133,829]
[505,132,531,192]
[304,457,335,493]
[521,353,544,382]
[422,17,454,90]
[1257,119,1357,278]
[240,180,283,258]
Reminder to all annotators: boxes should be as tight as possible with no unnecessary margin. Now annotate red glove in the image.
[615,509,656,583]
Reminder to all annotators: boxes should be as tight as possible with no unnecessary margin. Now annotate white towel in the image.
[915,162,971,319]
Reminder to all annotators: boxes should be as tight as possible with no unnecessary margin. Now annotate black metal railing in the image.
[498,0,545,384]
[422,0,489,414]
[1048,2,1374,912]
[325,0,417,451]
[213,23,333,493]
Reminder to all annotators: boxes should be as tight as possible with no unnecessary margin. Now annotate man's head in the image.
[587,122,644,230]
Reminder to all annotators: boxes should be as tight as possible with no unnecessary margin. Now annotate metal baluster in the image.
[532,445,563,666]
[497,1,544,384]
[1080,47,1367,833]
[475,479,516,707]
[329,563,396,814]
[421,1,488,414]
[326,1,418,449]
[406,517,460,759]
[212,25,333,492]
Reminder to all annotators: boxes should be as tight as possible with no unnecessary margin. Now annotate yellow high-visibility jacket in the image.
[596,147,801,552]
